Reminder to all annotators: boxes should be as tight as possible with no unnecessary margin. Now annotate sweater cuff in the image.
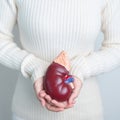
[21,54,50,84]
[70,56,90,83]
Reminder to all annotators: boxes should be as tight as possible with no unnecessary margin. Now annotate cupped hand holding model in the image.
[34,51,83,112]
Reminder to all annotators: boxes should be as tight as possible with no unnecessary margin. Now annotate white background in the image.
[0,25,120,120]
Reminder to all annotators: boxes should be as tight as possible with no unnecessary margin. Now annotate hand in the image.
[68,76,83,104]
[33,77,46,107]
[49,76,83,108]
[33,77,69,112]
[33,76,82,112]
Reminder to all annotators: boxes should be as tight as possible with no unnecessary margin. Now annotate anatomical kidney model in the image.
[43,51,74,102]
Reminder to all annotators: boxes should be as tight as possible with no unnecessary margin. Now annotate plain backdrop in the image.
[0,25,120,120]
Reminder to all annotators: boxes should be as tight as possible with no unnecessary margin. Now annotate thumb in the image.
[68,77,82,104]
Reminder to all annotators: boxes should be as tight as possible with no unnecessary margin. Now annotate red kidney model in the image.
[43,51,74,102]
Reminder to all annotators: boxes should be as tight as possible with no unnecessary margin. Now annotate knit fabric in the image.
[0,0,120,120]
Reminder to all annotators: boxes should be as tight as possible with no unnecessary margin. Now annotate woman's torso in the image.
[12,0,106,119]
[16,0,105,61]
[12,73,103,120]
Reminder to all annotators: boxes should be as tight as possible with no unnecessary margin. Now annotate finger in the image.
[64,100,76,109]
[69,79,82,104]
[34,82,44,98]
[69,83,74,89]
[34,78,43,91]
[39,93,52,107]
[37,91,47,107]
[39,90,46,97]
[44,94,52,104]
[39,97,46,107]
[64,103,74,109]
[45,103,64,112]
[69,90,78,104]
[51,99,68,108]
[51,100,75,109]
[69,88,78,104]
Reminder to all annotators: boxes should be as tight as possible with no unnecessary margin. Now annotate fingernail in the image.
[40,100,45,107]
[41,103,45,107]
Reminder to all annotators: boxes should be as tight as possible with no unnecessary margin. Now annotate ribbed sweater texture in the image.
[0,0,120,120]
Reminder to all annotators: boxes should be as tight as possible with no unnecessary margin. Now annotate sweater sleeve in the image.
[70,0,120,82]
[0,0,50,84]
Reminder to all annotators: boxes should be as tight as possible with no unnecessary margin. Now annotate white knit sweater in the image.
[0,0,120,120]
